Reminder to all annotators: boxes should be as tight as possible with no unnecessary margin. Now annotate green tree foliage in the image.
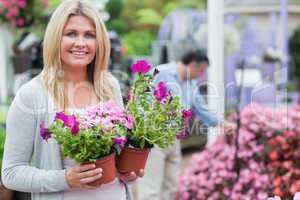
[122,31,155,55]
[105,0,127,33]
[106,0,124,19]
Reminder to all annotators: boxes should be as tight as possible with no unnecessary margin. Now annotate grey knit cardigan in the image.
[1,75,130,200]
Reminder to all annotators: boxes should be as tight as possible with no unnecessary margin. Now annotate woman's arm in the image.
[1,84,70,193]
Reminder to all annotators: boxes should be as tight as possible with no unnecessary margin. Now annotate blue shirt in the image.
[153,62,220,127]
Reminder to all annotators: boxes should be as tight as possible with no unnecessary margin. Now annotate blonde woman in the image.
[1,0,142,199]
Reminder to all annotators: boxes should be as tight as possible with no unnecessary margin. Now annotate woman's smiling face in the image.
[60,15,97,70]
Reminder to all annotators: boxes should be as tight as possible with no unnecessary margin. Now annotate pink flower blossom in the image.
[113,137,127,147]
[6,7,19,18]
[55,112,80,135]
[131,60,150,74]
[40,122,51,141]
[153,81,168,101]
[182,109,193,122]
[1,0,11,9]
[17,0,26,8]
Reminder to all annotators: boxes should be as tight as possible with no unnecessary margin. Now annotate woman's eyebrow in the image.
[85,30,96,33]
[64,29,95,33]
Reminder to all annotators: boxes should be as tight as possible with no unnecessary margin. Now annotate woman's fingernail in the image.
[96,168,102,173]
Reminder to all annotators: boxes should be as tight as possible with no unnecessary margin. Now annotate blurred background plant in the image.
[104,0,207,56]
[0,129,5,171]
[0,0,45,31]
[178,104,300,200]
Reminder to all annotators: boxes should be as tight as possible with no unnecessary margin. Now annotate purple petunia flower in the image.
[176,128,189,140]
[113,137,127,147]
[182,109,193,122]
[153,81,168,101]
[40,122,51,141]
[70,121,80,135]
[131,60,151,74]
[55,112,66,122]
[55,112,80,135]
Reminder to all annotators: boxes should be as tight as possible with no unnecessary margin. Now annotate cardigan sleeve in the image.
[1,83,70,193]
[110,75,125,108]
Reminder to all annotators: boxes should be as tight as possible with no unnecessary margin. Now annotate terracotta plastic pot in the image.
[116,147,151,174]
[88,153,117,187]
[0,186,13,200]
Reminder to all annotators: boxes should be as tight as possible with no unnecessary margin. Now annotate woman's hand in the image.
[65,164,103,189]
[118,169,144,183]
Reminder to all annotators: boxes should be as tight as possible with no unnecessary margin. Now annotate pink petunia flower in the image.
[182,109,193,122]
[113,137,127,147]
[131,60,151,74]
[55,112,80,135]
[153,81,168,101]
[40,122,51,141]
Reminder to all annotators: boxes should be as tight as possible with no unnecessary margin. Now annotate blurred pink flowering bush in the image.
[0,0,43,27]
[40,101,133,163]
[177,103,300,200]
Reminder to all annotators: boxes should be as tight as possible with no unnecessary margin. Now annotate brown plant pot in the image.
[87,153,117,187]
[116,147,151,174]
[0,185,13,200]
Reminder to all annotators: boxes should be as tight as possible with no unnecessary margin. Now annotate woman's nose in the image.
[74,36,85,47]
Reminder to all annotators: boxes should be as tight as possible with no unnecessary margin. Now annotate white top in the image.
[63,108,126,200]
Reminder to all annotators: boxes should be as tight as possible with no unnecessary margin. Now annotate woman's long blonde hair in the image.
[41,0,113,109]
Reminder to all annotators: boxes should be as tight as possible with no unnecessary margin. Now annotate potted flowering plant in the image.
[116,60,192,174]
[40,101,133,186]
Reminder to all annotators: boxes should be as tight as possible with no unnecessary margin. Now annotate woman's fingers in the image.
[137,169,144,177]
[118,169,145,182]
[76,168,102,179]
[72,164,96,173]
[80,173,103,184]
[66,164,103,189]
[119,172,137,181]
[81,184,98,189]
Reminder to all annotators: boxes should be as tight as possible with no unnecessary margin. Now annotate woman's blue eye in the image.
[66,32,76,37]
[85,33,95,38]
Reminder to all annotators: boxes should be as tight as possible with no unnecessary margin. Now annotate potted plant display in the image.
[40,101,133,186]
